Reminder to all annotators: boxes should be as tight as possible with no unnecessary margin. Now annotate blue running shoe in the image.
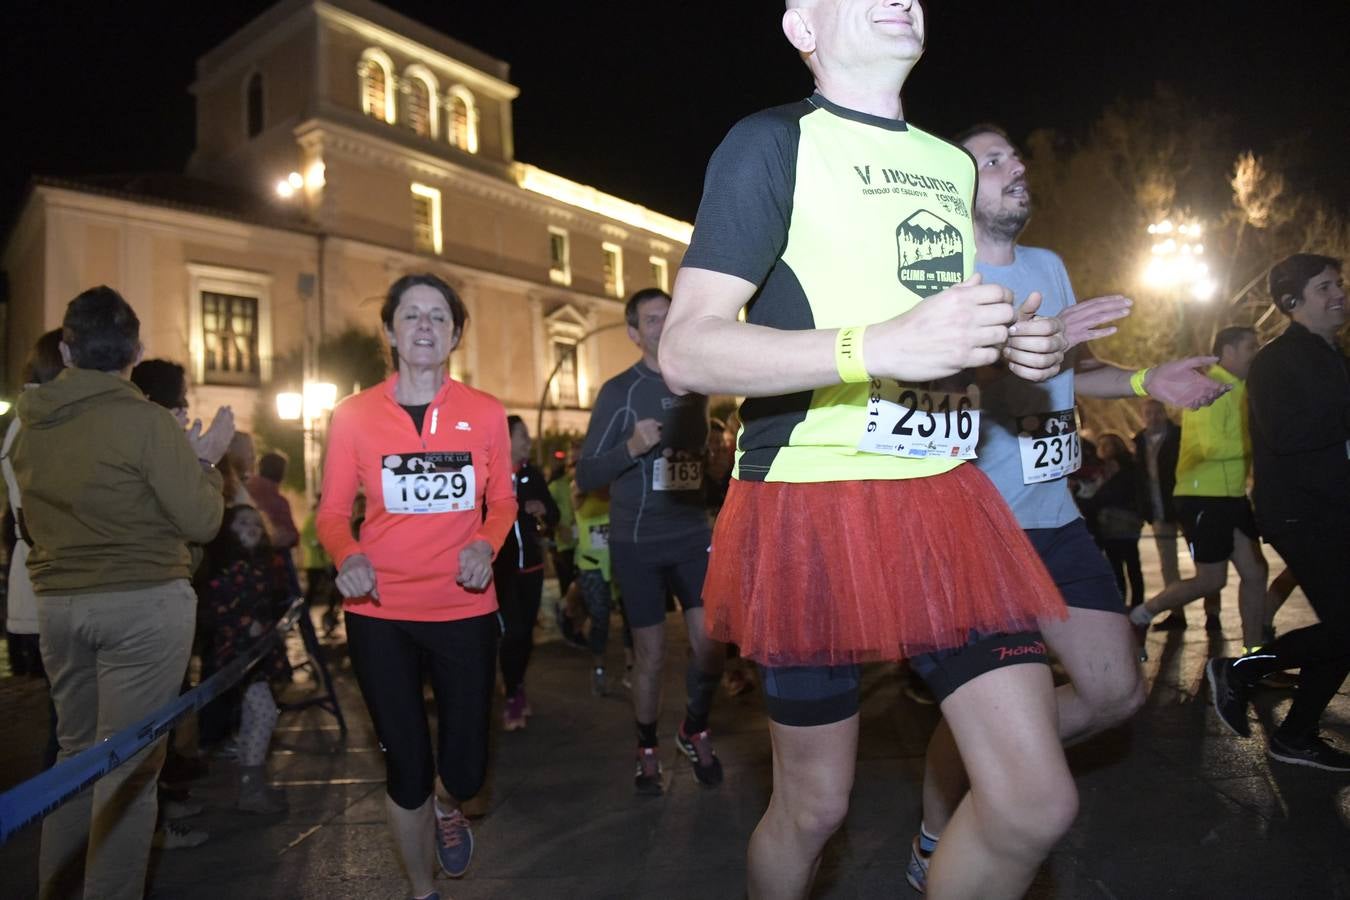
[434,803,473,878]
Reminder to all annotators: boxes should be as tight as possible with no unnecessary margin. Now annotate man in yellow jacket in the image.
[1129,326,1269,650]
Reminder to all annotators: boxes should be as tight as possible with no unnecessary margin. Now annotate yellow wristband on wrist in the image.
[835,327,869,384]
[1130,367,1152,397]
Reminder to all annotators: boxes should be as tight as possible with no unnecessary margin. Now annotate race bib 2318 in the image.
[1016,409,1081,484]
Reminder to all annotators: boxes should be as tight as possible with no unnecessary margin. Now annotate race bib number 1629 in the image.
[381,451,476,514]
[858,379,980,459]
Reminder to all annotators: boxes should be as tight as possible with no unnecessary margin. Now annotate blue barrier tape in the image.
[0,597,306,845]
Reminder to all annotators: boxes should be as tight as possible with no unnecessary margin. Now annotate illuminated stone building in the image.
[1,0,690,435]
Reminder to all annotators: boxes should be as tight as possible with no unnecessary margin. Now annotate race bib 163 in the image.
[652,457,703,492]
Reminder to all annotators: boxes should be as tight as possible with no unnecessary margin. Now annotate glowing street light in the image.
[1143,217,1222,355]
[1142,218,1216,302]
[275,380,338,504]
[274,170,304,199]
[304,381,338,415]
[275,391,303,421]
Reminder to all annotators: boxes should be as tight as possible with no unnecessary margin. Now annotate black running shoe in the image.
[675,724,725,786]
[1206,657,1250,737]
[634,746,663,796]
[1267,732,1350,772]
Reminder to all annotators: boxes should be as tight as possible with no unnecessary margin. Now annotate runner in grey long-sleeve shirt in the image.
[576,360,709,544]
[576,288,725,795]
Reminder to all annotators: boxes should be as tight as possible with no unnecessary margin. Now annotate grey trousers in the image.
[38,579,196,900]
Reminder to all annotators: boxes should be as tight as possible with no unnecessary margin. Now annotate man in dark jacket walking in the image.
[1207,253,1350,770]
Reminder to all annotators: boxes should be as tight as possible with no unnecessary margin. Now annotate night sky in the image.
[4,1,1348,231]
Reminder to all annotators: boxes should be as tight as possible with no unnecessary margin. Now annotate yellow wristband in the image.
[835,327,869,383]
[1130,367,1152,397]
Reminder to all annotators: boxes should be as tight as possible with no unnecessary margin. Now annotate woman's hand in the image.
[335,553,379,601]
[456,540,494,592]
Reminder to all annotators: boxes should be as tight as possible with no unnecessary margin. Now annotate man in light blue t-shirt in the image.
[905,124,1229,893]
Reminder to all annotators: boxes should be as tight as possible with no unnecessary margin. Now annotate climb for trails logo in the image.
[895,210,964,298]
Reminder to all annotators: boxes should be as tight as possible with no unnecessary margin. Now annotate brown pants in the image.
[37,580,196,900]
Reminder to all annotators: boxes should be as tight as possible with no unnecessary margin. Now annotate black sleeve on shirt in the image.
[1249,340,1350,456]
[681,103,803,286]
[576,378,637,494]
[520,465,560,528]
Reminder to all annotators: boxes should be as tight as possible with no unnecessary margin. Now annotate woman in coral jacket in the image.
[318,274,515,900]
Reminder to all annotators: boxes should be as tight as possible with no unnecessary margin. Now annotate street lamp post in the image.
[273,164,333,506]
[276,381,338,507]
[532,321,625,467]
[1142,218,1218,355]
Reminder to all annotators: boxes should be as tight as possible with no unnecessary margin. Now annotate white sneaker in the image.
[154,820,209,849]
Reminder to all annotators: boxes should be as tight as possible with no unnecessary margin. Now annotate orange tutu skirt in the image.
[704,464,1066,666]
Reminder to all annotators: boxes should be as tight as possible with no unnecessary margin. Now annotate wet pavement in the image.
[1,535,1348,899]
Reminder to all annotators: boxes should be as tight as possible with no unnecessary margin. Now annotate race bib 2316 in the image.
[859,379,980,459]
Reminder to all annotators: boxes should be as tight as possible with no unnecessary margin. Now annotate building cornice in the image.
[300,105,513,181]
[295,117,691,246]
[315,2,518,101]
[514,165,692,246]
[32,186,320,252]
[16,179,653,308]
[327,234,626,315]
[19,178,675,319]
[194,0,514,100]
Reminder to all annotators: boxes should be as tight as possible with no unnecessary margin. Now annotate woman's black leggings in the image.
[497,568,545,697]
[345,611,499,809]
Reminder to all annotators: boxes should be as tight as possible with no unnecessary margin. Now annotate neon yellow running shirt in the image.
[683,93,976,483]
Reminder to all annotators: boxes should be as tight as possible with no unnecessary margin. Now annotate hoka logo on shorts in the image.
[896,210,964,297]
[993,639,1046,661]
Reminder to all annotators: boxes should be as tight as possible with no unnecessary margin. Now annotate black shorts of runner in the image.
[1174,496,1259,565]
[609,529,710,629]
[345,610,499,809]
[758,631,1049,727]
[1025,518,1125,615]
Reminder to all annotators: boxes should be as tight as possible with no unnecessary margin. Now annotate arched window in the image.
[403,66,439,139]
[446,86,478,154]
[245,72,264,138]
[359,49,395,124]
[406,79,430,136]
